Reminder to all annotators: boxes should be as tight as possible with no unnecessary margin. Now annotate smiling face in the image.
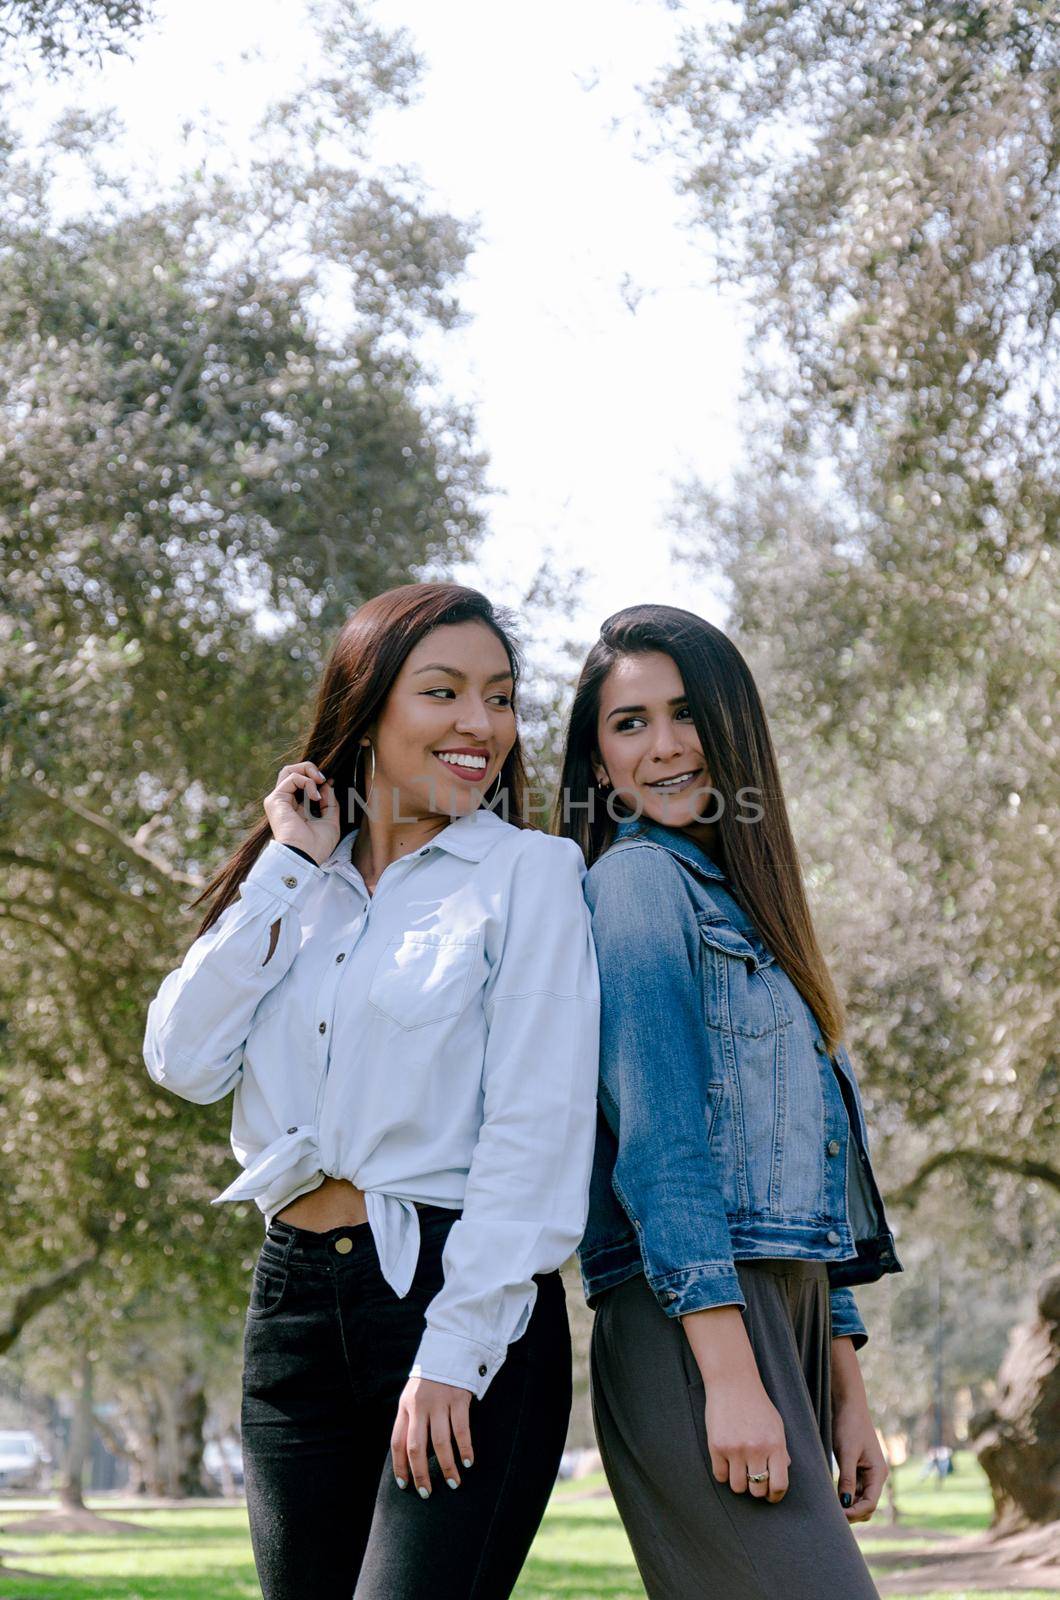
[593,650,716,832]
[364,619,517,820]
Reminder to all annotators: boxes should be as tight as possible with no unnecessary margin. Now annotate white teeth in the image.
[650,771,700,788]
[436,752,488,770]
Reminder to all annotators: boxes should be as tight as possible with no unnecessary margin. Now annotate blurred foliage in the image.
[0,0,488,1346]
[651,3,1058,1261]
[0,0,155,66]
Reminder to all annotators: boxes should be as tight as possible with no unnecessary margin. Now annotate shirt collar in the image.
[612,813,727,885]
[323,805,511,872]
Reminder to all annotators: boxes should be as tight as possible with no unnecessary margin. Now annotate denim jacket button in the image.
[826,1139,841,1156]
[478,1364,488,1377]
[661,1289,678,1304]
[814,1038,828,1055]
[826,1230,841,1245]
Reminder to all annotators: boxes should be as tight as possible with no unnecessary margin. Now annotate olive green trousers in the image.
[590,1260,880,1599]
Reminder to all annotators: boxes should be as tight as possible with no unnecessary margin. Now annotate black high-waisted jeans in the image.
[240,1204,572,1600]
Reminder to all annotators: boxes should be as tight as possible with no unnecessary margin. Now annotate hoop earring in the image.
[483,770,504,806]
[356,739,376,810]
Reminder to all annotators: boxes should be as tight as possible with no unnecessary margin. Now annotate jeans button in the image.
[335,1237,353,1255]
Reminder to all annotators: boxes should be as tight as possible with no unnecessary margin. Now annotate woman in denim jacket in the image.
[554,603,901,1600]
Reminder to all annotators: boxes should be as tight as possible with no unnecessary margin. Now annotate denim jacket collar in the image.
[612,814,728,889]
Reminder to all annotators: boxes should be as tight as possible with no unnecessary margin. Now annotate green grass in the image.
[0,1454,1050,1599]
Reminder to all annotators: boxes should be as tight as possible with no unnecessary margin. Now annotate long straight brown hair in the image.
[551,604,847,1050]
[191,582,532,939]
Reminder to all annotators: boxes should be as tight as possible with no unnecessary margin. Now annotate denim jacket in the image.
[577,817,902,1348]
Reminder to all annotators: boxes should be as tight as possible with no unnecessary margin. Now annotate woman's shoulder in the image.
[583,836,699,930]
[585,833,684,893]
[486,819,587,882]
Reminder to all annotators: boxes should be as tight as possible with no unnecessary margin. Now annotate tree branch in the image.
[889,1148,1060,1209]
[29,782,204,890]
[0,1247,104,1356]
[0,848,167,921]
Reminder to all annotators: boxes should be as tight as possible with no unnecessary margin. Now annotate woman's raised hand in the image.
[263,761,341,866]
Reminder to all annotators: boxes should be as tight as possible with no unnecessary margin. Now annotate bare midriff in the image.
[275,1175,369,1231]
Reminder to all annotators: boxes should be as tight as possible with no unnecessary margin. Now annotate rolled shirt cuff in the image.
[244,838,324,909]
[829,1285,869,1349]
[648,1262,747,1318]
[281,843,320,867]
[410,1328,507,1401]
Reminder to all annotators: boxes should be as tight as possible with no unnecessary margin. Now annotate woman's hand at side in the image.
[263,760,340,865]
[682,1304,790,1503]
[831,1336,888,1521]
[391,1377,474,1498]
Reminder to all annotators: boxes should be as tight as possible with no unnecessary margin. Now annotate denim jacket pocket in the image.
[368,933,479,1030]
[698,918,792,1038]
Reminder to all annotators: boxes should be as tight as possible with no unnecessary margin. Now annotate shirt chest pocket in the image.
[367,933,480,1030]
[697,917,792,1037]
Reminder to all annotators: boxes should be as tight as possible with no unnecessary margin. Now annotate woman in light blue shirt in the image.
[143,581,600,1600]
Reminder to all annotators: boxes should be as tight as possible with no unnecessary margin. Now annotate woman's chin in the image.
[635,788,713,828]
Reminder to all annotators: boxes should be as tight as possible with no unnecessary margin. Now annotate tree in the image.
[0,0,155,67]
[0,0,486,1365]
[649,0,1060,1522]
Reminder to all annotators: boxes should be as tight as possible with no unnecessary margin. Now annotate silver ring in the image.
[747,1470,770,1483]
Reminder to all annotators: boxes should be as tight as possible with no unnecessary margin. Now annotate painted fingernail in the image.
[395,1476,406,1489]
[462,1458,473,1469]
[446,1477,459,1490]
[840,1491,853,1507]
[418,1486,430,1500]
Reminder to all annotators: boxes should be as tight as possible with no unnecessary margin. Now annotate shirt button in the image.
[334,1237,353,1255]
[827,1139,841,1156]
[282,875,297,889]
[478,1363,487,1377]
[336,953,345,963]
[826,1230,841,1245]
[318,1021,327,1034]
[286,1126,297,1134]
[814,1038,828,1055]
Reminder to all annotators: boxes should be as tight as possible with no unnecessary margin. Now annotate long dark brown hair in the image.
[550,604,846,1050]
[191,582,531,939]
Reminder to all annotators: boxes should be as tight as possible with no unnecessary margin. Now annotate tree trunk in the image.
[58,1348,94,1511]
[121,1383,168,1496]
[159,1358,210,1497]
[972,1266,1060,1532]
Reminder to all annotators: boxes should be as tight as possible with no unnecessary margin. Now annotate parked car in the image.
[0,1431,50,1492]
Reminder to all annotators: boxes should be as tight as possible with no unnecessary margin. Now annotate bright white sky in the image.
[21,0,748,655]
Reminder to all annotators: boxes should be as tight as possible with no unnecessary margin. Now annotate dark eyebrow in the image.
[412,663,514,685]
[606,695,688,722]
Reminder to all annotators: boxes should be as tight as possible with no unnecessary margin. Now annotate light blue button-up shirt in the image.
[143,807,601,1397]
